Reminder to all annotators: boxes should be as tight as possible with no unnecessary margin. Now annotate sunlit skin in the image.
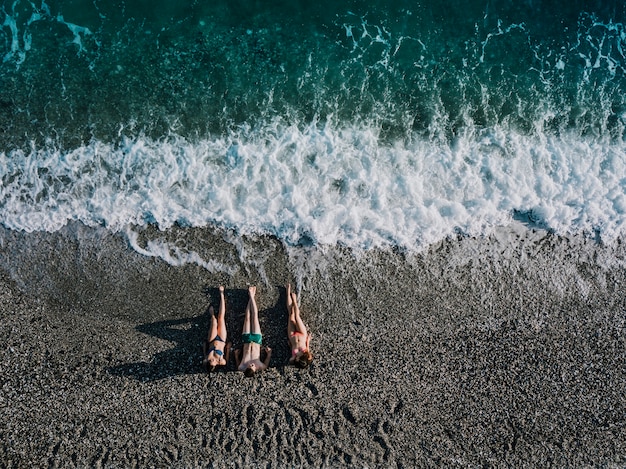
[286,283,313,368]
[234,286,271,376]
[202,285,231,371]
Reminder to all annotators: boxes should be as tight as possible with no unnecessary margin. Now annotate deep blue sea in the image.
[1,0,626,250]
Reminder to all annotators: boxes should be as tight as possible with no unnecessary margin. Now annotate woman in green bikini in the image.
[286,283,313,368]
[203,285,231,372]
[235,286,272,377]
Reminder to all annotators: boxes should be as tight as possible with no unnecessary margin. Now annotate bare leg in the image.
[207,306,218,341]
[217,286,227,340]
[248,286,261,334]
[286,283,293,312]
[242,291,252,335]
[290,290,307,334]
[287,283,297,336]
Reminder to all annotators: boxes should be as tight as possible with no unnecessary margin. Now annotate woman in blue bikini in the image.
[203,285,231,372]
[286,283,313,368]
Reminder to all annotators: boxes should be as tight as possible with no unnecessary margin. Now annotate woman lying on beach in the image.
[202,285,231,372]
[234,286,272,377]
[286,283,313,368]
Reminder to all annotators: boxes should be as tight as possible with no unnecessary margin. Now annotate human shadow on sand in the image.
[107,287,291,381]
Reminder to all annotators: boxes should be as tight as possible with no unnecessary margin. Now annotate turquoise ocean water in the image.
[1,0,626,250]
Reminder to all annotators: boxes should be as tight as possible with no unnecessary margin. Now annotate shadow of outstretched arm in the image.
[107,315,207,382]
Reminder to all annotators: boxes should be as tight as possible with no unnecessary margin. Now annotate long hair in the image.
[202,357,218,373]
[294,351,314,369]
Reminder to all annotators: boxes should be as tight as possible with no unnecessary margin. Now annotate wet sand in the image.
[0,222,625,467]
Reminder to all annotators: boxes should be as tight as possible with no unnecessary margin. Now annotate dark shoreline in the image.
[1,222,625,467]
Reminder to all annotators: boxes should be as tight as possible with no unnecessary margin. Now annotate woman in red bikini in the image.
[286,283,313,368]
[203,285,231,372]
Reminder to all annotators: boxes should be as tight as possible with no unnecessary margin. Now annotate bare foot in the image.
[287,283,298,303]
[219,285,224,293]
[248,285,256,297]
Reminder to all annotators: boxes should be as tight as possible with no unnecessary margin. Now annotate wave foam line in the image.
[1,124,625,250]
[124,227,238,275]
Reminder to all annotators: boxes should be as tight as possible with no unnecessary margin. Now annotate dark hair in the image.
[294,351,314,369]
[244,366,256,377]
[203,357,217,373]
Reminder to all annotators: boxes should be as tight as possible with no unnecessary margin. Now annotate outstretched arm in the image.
[234,348,241,368]
[262,347,272,369]
[224,342,232,364]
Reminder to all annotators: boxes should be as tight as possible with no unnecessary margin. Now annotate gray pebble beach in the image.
[1,222,625,467]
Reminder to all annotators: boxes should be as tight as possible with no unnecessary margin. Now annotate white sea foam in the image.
[1,1,95,66]
[1,123,625,253]
[2,4,24,63]
[124,227,238,275]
